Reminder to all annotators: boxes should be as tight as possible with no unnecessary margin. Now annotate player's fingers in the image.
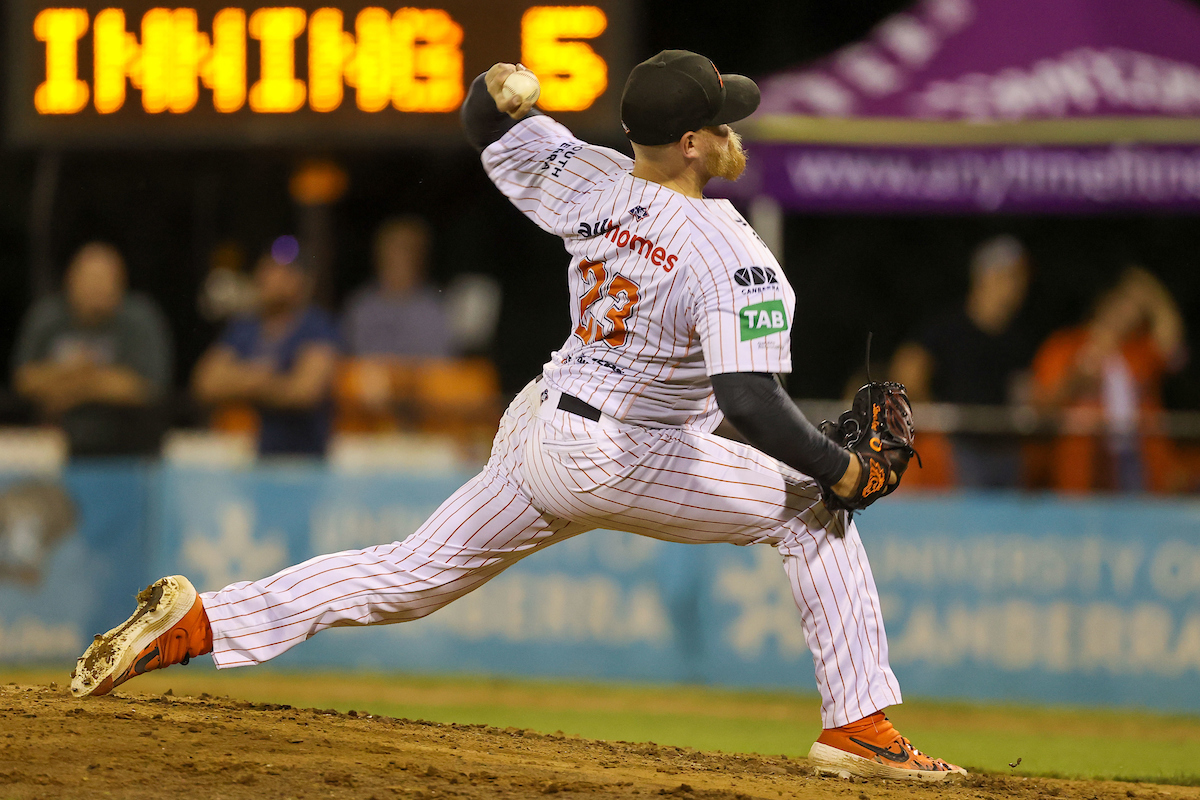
[499,95,527,118]
[485,62,515,82]
[509,96,537,119]
[485,63,517,97]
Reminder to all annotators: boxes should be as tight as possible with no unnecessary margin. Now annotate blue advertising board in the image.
[2,462,1198,714]
[870,496,1200,710]
[0,464,152,663]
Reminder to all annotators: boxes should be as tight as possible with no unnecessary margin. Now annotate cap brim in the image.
[711,74,760,126]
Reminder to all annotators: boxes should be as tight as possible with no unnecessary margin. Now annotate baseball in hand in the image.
[501,70,541,105]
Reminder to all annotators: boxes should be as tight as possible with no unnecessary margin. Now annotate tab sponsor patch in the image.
[739,300,789,341]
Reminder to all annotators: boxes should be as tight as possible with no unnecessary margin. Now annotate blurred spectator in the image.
[192,238,339,457]
[1031,266,1186,493]
[13,242,172,457]
[890,236,1034,487]
[343,217,454,357]
[197,242,256,323]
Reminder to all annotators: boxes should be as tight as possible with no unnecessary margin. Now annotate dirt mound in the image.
[1,684,1194,800]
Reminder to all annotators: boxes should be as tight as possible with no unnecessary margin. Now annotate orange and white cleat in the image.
[808,711,967,781]
[71,575,213,697]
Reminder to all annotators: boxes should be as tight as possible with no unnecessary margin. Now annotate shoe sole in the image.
[70,575,198,698]
[808,742,968,781]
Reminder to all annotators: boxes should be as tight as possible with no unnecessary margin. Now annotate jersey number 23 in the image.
[573,259,641,348]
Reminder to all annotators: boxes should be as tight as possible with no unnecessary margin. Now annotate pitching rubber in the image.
[70,575,198,697]
[807,742,968,782]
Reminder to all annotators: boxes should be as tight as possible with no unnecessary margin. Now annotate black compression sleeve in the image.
[710,372,852,487]
[461,72,544,152]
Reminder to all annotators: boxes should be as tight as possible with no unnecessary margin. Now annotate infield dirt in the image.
[2,683,1197,800]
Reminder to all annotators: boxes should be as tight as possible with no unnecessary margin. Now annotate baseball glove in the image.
[819,381,920,512]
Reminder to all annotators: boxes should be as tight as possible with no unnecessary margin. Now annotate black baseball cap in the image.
[620,50,761,146]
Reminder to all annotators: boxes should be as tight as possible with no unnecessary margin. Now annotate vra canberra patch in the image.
[739,300,789,341]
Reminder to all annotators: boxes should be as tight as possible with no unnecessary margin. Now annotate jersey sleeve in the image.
[684,237,794,377]
[480,115,632,237]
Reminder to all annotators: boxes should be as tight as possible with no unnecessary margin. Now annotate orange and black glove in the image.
[819,381,920,512]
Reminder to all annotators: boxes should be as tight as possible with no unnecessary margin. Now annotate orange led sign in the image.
[9,1,633,145]
[521,5,606,112]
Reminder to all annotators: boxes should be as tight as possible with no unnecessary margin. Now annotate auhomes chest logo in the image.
[739,300,788,341]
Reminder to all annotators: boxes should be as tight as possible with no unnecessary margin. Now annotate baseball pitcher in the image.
[72,50,964,782]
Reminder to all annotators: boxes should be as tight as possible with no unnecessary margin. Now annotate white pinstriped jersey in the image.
[483,115,795,430]
[193,120,899,734]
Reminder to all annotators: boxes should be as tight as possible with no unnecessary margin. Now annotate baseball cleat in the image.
[808,711,967,781]
[70,575,212,698]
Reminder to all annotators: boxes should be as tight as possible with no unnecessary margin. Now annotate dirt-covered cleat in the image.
[70,575,212,698]
[808,711,967,781]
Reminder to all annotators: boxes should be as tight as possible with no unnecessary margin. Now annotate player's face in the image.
[700,125,747,182]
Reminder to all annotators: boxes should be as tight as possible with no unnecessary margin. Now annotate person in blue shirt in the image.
[192,238,340,456]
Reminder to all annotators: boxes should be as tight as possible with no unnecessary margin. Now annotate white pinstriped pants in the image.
[201,380,901,728]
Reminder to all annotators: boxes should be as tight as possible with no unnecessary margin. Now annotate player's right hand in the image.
[485,63,538,120]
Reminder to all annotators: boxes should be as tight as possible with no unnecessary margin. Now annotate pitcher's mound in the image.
[1,684,1190,800]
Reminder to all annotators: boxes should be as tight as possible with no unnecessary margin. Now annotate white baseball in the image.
[501,70,541,105]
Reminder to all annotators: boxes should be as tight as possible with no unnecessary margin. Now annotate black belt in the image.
[557,393,602,422]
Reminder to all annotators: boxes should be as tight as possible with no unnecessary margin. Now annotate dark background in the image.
[2,0,1198,410]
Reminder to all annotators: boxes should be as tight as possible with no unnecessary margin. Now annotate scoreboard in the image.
[5,0,634,146]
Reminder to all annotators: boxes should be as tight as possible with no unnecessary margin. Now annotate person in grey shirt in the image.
[343,216,454,358]
[13,242,172,456]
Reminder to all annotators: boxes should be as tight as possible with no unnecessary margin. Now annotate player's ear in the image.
[678,131,701,161]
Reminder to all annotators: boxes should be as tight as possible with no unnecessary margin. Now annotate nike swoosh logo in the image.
[848,736,909,763]
[134,646,160,674]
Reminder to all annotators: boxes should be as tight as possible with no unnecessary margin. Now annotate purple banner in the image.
[757,0,1200,121]
[714,144,1200,213]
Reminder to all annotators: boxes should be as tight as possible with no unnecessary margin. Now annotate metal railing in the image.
[793,401,1200,439]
